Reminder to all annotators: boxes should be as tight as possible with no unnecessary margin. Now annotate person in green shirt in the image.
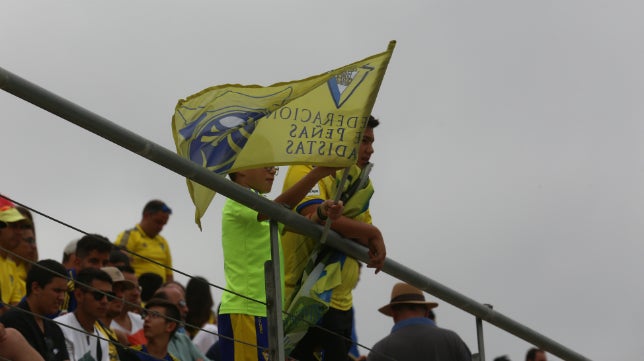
[218,165,342,361]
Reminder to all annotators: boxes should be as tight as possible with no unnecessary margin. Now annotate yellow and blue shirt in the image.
[115,224,173,282]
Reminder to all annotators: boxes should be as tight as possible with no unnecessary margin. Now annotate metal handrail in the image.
[0,66,591,361]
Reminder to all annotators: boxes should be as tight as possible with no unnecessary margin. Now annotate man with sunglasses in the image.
[0,259,70,361]
[115,200,174,283]
[55,268,113,361]
[0,196,28,312]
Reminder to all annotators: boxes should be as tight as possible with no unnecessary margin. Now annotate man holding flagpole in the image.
[283,115,386,361]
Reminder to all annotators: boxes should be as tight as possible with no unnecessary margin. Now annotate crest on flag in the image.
[327,65,374,108]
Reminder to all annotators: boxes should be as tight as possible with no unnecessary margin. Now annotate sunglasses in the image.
[141,309,166,319]
[84,289,117,301]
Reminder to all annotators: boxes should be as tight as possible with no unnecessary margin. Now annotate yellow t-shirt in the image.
[0,255,26,305]
[281,165,372,311]
[115,225,173,282]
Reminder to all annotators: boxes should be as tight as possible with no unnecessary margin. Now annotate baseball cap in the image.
[0,196,26,224]
[101,266,136,290]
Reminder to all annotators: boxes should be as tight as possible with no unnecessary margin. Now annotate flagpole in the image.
[318,166,351,245]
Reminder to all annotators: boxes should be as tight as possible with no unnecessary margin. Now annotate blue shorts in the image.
[218,313,269,361]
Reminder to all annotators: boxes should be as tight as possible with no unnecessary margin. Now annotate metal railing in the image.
[0,66,591,361]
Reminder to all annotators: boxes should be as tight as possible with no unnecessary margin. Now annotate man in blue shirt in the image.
[368,283,471,361]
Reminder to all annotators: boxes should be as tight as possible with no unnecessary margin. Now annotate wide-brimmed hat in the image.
[0,196,26,224]
[101,266,136,290]
[378,282,438,317]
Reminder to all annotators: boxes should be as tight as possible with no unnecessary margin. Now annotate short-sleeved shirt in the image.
[218,196,285,317]
[115,224,173,282]
[281,165,372,311]
[54,312,110,361]
[0,299,70,361]
[0,255,26,305]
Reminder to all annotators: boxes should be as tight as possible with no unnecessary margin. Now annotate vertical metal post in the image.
[476,304,493,361]
[476,316,486,361]
[265,220,285,361]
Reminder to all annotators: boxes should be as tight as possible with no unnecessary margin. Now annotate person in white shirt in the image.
[55,268,114,361]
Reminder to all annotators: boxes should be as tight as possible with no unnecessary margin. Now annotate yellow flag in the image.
[172,41,395,227]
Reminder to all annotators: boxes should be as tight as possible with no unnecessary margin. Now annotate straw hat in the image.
[378,282,438,317]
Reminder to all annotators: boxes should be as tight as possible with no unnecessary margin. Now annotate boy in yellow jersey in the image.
[283,116,386,361]
[218,166,342,361]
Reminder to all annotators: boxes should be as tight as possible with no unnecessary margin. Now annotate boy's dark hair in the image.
[76,234,113,258]
[367,115,380,129]
[526,348,544,361]
[26,259,67,296]
[145,298,182,338]
[75,267,113,291]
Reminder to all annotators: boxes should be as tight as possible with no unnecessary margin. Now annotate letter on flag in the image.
[172,41,395,227]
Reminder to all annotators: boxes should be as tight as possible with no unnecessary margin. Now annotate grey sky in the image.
[3,1,643,360]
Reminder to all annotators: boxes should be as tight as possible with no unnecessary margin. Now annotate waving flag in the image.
[172,41,395,227]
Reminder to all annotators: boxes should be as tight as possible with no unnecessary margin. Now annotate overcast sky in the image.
[2,1,643,360]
